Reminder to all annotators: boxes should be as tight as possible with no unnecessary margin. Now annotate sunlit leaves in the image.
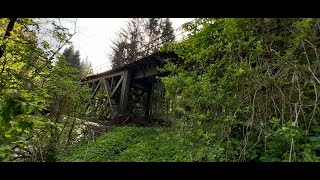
[0,18,81,161]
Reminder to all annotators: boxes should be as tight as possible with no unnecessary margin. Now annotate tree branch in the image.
[48,18,78,62]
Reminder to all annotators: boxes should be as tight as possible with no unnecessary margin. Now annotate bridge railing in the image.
[91,63,112,75]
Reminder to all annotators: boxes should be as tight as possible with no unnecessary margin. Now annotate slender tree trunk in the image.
[67,117,76,145]
[54,99,63,123]
[1,18,17,74]
[0,18,17,58]
[58,118,69,142]
[172,98,175,114]
[58,105,71,142]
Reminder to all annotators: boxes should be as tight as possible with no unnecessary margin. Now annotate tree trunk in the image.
[1,18,17,74]
[67,117,76,145]
[58,105,71,142]
[0,18,17,59]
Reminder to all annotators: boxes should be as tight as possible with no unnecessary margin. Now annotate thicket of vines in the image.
[162,18,320,161]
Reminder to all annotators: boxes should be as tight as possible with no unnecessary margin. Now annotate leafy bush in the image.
[0,18,90,161]
[161,18,320,162]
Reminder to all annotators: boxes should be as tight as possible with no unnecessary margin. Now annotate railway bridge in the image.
[82,51,178,120]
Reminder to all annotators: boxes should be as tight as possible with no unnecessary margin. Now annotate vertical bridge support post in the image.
[120,70,131,114]
[145,83,153,117]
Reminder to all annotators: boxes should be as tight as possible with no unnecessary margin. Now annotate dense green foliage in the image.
[62,45,93,78]
[62,45,81,70]
[57,125,224,162]
[161,18,320,161]
[0,18,90,161]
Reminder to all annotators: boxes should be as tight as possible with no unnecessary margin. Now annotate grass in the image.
[56,124,223,162]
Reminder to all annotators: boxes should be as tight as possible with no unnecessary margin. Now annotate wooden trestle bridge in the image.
[82,51,178,120]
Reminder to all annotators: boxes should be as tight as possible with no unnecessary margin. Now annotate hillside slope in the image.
[56,125,221,162]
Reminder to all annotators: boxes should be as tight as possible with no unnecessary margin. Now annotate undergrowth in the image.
[56,123,224,162]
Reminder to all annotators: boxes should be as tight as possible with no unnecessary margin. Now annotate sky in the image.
[64,18,194,72]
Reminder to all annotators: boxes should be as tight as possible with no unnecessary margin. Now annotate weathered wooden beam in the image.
[120,70,131,114]
[85,70,126,83]
[133,67,159,79]
[110,75,123,98]
[110,76,114,90]
[89,81,101,98]
[105,80,111,94]
[148,83,154,116]
[102,79,115,117]
[84,81,101,112]
[131,82,149,91]
[90,99,96,117]
[129,90,146,104]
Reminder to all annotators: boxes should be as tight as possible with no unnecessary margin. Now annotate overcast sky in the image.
[64,18,193,72]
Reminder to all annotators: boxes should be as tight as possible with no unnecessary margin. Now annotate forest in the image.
[1,18,320,162]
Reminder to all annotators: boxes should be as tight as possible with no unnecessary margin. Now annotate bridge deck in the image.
[84,51,177,82]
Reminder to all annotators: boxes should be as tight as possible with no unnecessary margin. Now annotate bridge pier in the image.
[120,70,131,114]
[145,84,153,117]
